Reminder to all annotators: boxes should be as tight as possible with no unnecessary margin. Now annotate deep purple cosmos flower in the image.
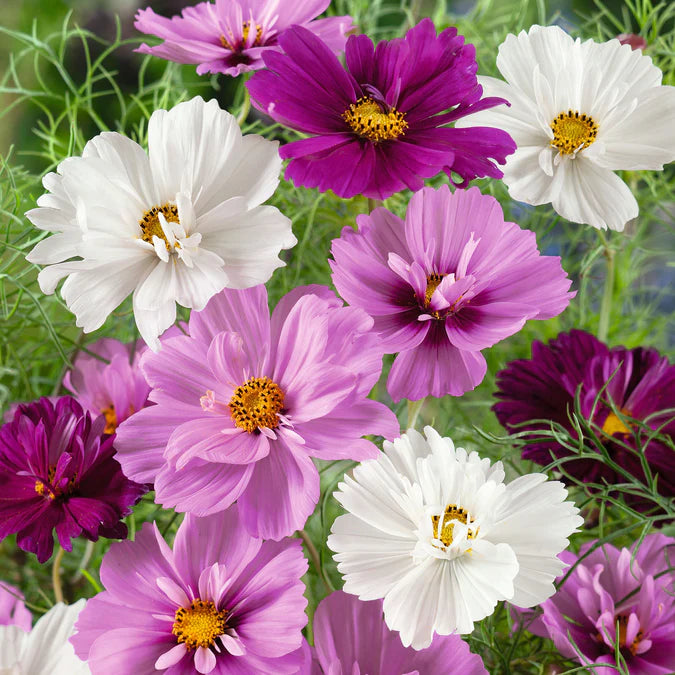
[247,19,516,199]
[63,337,151,435]
[0,397,146,563]
[0,582,31,631]
[493,330,675,508]
[115,284,398,539]
[135,0,354,77]
[330,185,574,401]
[523,535,675,674]
[71,506,308,674]
[305,591,487,674]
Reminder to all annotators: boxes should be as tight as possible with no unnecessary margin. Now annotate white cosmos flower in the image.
[456,25,675,231]
[0,601,89,674]
[327,426,583,650]
[26,96,296,349]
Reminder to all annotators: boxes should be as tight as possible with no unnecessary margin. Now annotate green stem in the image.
[298,529,333,593]
[52,546,65,604]
[406,397,425,429]
[597,232,615,343]
[236,85,251,126]
[70,540,95,584]
[367,197,382,213]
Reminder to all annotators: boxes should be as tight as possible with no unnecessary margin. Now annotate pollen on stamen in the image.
[139,204,180,247]
[172,599,228,651]
[343,96,408,143]
[220,21,264,51]
[229,376,285,433]
[550,110,598,155]
[432,504,478,549]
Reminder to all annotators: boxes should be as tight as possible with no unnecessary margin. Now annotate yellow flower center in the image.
[550,110,598,155]
[432,504,478,548]
[172,599,228,651]
[34,465,76,500]
[220,21,263,51]
[101,404,118,434]
[139,204,180,247]
[229,376,285,433]
[596,614,644,656]
[602,409,632,436]
[343,97,408,143]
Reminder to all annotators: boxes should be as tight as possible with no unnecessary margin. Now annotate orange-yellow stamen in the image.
[101,404,118,434]
[220,21,263,50]
[229,376,285,433]
[432,504,478,548]
[139,204,180,247]
[172,599,228,651]
[602,409,632,436]
[343,97,408,143]
[550,110,598,155]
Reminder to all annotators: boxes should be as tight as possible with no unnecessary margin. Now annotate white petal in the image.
[26,231,82,265]
[133,294,177,351]
[502,146,557,207]
[173,249,228,311]
[551,157,638,230]
[0,625,29,669]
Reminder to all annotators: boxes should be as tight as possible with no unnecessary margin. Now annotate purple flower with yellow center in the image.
[71,507,308,674]
[135,0,354,77]
[114,284,398,540]
[493,330,675,509]
[330,184,574,401]
[63,337,151,435]
[523,535,675,674]
[305,591,487,674]
[246,18,516,199]
[0,396,146,563]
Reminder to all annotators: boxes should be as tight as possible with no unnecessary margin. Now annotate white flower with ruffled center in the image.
[456,25,675,231]
[327,426,583,649]
[26,96,296,349]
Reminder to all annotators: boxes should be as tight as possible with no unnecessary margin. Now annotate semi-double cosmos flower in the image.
[0,397,146,563]
[136,0,354,77]
[456,25,675,230]
[523,534,675,674]
[71,507,308,674]
[328,427,582,649]
[115,284,398,540]
[26,96,295,349]
[247,19,516,199]
[306,591,487,673]
[493,330,675,511]
[331,184,574,401]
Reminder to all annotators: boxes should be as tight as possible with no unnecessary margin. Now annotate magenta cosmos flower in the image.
[71,506,308,674]
[63,337,150,435]
[305,591,487,674]
[0,397,146,563]
[0,582,31,632]
[330,184,574,401]
[523,534,675,674]
[246,19,516,199]
[115,284,398,539]
[493,330,675,510]
[135,0,354,77]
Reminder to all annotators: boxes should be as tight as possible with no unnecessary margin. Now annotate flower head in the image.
[523,535,675,674]
[0,582,31,632]
[308,591,487,673]
[26,96,296,349]
[0,601,89,674]
[0,396,146,563]
[493,330,675,510]
[247,19,516,199]
[63,337,151,435]
[327,426,583,649]
[135,0,354,77]
[330,184,574,401]
[114,284,398,539]
[456,25,675,230]
[71,506,308,674]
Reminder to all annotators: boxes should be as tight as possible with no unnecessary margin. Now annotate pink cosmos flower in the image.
[0,582,31,632]
[135,0,354,77]
[63,337,150,435]
[330,184,575,401]
[115,284,398,539]
[71,506,308,674]
[305,591,487,674]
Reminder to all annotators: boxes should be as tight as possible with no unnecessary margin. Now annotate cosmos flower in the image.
[523,534,675,674]
[247,19,516,199]
[493,330,675,510]
[330,184,574,401]
[26,96,296,350]
[328,426,583,649]
[0,396,146,563]
[306,591,487,673]
[135,0,354,78]
[0,582,31,632]
[455,25,675,230]
[71,507,308,674]
[114,284,398,540]
[63,338,151,435]
[0,601,89,674]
